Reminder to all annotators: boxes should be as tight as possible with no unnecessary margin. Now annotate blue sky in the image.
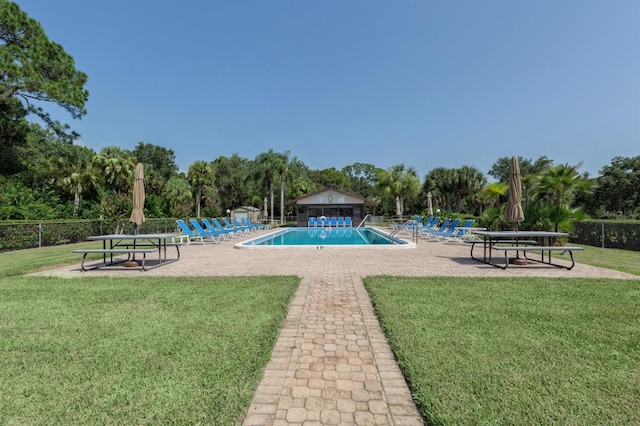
[18,0,640,179]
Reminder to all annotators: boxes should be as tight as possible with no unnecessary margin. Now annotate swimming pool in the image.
[237,227,413,248]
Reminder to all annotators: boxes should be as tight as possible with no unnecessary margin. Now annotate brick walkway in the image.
[42,228,638,425]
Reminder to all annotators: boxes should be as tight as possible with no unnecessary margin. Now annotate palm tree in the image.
[92,149,136,193]
[453,165,487,213]
[478,181,508,215]
[51,146,96,216]
[536,163,594,232]
[164,175,192,216]
[187,160,212,218]
[275,151,291,224]
[377,164,420,218]
[251,149,281,224]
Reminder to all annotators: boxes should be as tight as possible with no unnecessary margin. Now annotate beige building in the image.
[230,206,261,223]
[286,187,375,227]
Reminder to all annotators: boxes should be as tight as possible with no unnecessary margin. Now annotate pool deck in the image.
[42,228,639,425]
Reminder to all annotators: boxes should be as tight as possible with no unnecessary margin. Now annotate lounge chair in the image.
[189,219,224,243]
[317,217,326,227]
[308,217,316,227]
[241,217,265,231]
[212,218,239,235]
[421,216,436,229]
[337,217,345,227]
[345,217,352,227]
[421,218,461,241]
[419,217,450,236]
[439,219,477,242]
[203,218,238,239]
[175,219,208,245]
[330,217,338,227]
[223,217,250,234]
[254,218,270,229]
[232,217,255,233]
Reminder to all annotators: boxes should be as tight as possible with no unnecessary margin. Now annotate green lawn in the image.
[1,240,638,424]
[0,252,298,424]
[570,245,640,276]
[365,276,640,425]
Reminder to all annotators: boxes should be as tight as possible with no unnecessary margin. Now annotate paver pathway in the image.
[242,272,422,425]
[40,228,638,425]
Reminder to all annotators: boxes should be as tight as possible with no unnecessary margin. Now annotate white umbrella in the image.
[427,191,433,216]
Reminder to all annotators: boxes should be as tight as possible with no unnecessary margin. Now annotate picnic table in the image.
[470,230,583,270]
[73,233,182,271]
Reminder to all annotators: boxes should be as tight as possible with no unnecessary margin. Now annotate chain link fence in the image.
[0,218,180,252]
[571,221,640,251]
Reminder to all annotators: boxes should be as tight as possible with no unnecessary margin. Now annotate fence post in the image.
[601,222,605,248]
[38,223,42,248]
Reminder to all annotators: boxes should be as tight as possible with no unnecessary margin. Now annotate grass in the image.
[0,246,299,425]
[0,241,106,277]
[365,276,640,425]
[1,239,639,424]
[570,245,640,276]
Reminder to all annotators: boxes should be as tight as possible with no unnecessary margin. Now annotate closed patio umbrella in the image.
[504,156,524,230]
[126,163,145,267]
[504,156,526,265]
[427,191,433,217]
[129,162,146,233]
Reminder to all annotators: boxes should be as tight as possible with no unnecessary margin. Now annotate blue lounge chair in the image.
[421,218,461,241]
[439,219,476,242]
[317,217,326,227]
[241,217,266,230]
[308,217,316,227]
[419,217,450,236]
[212,218,238,235]
[175,219,207,245]
[233,217,255,233]
[330,217,338,227]
[203,218,238,239]
[223,217,250,234]
[189,219,224,243]
[246,217,270,230]
[345,217,352,227]
[337,217,345,227]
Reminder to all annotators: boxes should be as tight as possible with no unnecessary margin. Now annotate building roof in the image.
[233,206,261,211]
[286,187,375,206]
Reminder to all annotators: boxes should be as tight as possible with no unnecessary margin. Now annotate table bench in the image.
[73,248,156,271]
[117,242,184,257]
[493,246,584,270]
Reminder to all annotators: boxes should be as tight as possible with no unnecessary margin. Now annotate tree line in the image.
[1,0,638,230]
[1,124,639,226]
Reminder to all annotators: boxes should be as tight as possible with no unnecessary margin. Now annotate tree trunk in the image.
[280,175,285,224]
[269,180,275,224]
[73,191,80,216]
[196,186,202,218]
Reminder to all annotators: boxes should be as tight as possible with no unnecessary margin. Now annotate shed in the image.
[286,187,375,227]
[231,206,261,223]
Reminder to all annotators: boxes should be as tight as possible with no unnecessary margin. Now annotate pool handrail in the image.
[357,214,372,229]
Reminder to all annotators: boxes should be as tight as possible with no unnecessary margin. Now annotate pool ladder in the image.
[357,214,372,229]
[390,219,420,244]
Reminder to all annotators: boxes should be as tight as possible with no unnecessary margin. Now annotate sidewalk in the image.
[242,273,422,425]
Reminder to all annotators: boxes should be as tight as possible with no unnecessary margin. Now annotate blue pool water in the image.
[239,227,407,247]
